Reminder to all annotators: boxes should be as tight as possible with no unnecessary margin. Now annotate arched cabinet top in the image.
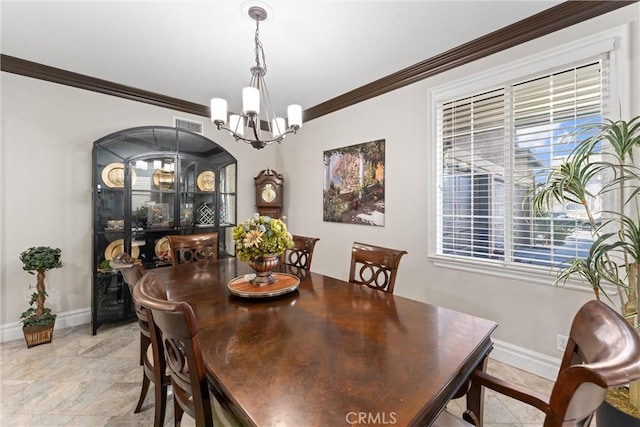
[93,126,236,168]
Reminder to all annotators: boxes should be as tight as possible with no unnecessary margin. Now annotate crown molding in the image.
[0,54,209,116]
[304,0,636,121]
[1,1,635,122]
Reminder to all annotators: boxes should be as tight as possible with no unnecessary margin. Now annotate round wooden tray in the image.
[227,272,300,298]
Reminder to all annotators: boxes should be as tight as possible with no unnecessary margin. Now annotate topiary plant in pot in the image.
[532,117,640,423]
[19,246,62,348]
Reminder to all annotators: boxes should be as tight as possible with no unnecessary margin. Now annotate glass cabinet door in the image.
[190,159,218,229]
[129,156,177,230]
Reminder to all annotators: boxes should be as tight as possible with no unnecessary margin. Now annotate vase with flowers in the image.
[232,214,294,285]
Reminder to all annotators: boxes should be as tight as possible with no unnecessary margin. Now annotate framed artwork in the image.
[323,139,385,226]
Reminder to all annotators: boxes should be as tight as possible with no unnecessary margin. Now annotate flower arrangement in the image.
[232,214,294,262]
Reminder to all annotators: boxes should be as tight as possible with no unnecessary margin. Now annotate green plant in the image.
[98,259,111,271]
[532,116,640,411]
[19,246,62,327]
[232,214,293,262]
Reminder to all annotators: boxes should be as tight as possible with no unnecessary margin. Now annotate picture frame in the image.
[323,139,385,226]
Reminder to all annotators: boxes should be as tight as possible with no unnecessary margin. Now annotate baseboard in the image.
[0,308,91,344]
[491,338,561,381]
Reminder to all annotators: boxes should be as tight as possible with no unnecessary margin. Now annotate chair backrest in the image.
[167,233,218,267]
[110,252,148,329]
[348,242,407,294]
[133,272,213,426]
[282,235,320,270]
[546,300,640,426]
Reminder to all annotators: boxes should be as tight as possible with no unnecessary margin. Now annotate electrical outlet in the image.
[557,334,569,351]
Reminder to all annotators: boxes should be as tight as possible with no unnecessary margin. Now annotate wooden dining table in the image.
[150,258,498,426]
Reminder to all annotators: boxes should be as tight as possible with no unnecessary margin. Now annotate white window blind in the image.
[436,59,607,268]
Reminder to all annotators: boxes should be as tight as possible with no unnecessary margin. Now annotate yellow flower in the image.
[243,230,263,248]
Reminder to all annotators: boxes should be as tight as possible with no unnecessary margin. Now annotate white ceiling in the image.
[1,1,562,117]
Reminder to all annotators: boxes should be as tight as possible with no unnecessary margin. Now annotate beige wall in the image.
[0,74,277,340]
[1,4,638,378]
[278,4,639,378]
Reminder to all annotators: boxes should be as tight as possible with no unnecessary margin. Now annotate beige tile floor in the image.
[1,321,561,426]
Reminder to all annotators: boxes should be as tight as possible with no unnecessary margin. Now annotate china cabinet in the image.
[92,126,237,334]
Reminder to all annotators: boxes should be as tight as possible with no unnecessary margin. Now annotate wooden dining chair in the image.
[434,299,640,427]
[110,253,169,427]
[348,242,407,294]
[281,235,320,270]
[133,271,233,427]
[167,232,218,267]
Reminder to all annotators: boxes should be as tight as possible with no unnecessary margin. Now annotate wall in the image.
[278,4,639,379]
[0,72,277,341]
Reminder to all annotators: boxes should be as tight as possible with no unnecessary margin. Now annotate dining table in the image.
[150,257,498,426]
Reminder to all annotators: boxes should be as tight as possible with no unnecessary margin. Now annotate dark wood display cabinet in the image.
[92,126,237,334]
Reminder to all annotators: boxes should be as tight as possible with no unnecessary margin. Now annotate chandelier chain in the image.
[254,20,267,72]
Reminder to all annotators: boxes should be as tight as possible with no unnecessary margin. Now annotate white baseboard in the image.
[0,308,91,344]
[491,338,561,381]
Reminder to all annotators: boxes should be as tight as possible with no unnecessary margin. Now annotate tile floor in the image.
[1,321,563,426]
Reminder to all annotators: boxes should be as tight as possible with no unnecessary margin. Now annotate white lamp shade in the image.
[242,87,260,115]
[287,104,303,128]
[272,117,286,138]
[229,115,245,137]
[210,98,227,123]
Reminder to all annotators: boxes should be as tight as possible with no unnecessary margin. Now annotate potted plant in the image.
[532,117,640,422]
[19,246,62,348]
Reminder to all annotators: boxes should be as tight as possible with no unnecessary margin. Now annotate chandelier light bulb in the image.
[287,105,302,129]
[272,117,286,138]
[210,98,228,124]
[229,114,245,137]
[242,87,260,115]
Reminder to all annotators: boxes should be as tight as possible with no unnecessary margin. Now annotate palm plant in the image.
[532,116,640,412]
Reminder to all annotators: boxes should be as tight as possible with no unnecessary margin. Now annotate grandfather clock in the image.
[254,168,283,218]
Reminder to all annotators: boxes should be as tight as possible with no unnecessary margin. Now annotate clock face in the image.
[261,184,277,203]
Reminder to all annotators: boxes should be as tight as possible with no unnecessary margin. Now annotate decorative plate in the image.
[101,162,137,188]
[197,171,216,192]
[154,236,172,262]
[104,239,140,260]
[228,273,300,298]
[153,169,174,191]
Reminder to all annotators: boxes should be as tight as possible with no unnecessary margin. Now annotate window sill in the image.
[428,254,618,296]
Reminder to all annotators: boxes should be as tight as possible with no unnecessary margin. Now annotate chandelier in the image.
[210,6,302,150]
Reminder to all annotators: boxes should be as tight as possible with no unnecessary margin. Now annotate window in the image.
[435,60,608,269]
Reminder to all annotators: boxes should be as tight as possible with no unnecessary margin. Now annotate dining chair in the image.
[110,253,169,427]
[348,242,407,294]
[281,235,320,270]
[434,299,640,427]
[133,271,235,427]
[167,232,218,267]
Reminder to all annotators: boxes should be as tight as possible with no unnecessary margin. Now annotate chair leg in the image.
[153,378,168,427]
[140,332,150,366]
[134,371,150,414]
[174,398,184,427]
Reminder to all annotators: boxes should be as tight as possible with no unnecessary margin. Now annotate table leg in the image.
[464,355,489,426]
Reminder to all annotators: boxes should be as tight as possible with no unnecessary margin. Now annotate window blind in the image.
[437,59,607,268]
